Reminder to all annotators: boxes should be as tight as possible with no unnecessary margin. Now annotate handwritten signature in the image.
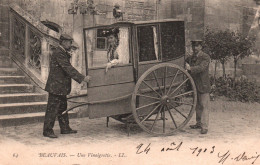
[218,150,260,165]
[136,142,260,165]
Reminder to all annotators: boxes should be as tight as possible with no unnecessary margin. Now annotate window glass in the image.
[137,25,159,62]
[85,27,130,68]
[96,29,107,50]
[160,22,185,61]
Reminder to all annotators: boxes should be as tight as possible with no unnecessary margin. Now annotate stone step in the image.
[0,111,77,127]
[0,76,29,84]
[0,48,9,56]
[0,62,16,68]
[0,93,47,104]
[0,84,34,94]
[0,68,22,76]
[0,57,16,67]
[0,102,47,115]
[0,56,11,60]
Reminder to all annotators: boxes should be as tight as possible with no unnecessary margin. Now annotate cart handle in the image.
[63,81,183,114]
[62,93,132,114]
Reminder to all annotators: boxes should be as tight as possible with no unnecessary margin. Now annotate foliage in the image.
[202,29,255,78]
[210,76,260,103]
[203,29,234,77]
[203,29,232,62]
[229,32,254,78]
[230,33,254,61]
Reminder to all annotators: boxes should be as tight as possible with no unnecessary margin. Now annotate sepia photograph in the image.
[0,0,260,164]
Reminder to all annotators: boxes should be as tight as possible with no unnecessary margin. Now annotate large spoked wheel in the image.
[131,63,197,136]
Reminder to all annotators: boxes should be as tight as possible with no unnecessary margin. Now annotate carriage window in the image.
[96,29,107,50]
[160,22,185,61]
[137,25,159,62]
[85,27,130,68]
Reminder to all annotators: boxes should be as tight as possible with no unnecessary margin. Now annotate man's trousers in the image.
[43,93,70,134]
[195,93,210,129]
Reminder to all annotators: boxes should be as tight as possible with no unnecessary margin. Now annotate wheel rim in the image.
[131,63,197,136]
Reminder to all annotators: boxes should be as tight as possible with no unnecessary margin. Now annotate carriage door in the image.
[84,26,135,119]
[135,22,186,117]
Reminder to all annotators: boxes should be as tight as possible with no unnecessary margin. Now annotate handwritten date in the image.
[190,146,215,156]
[135,142,259,165]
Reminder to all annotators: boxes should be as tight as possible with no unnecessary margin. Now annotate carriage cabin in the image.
[84,19,186,119]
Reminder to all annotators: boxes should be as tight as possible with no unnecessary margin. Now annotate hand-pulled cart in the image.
[66,19,197,136]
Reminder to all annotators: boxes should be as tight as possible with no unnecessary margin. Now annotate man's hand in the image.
[83,76,91,83]
[185,63,191,71]
[186,51,192,58]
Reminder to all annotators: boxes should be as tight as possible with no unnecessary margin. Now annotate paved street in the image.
[0,98,260,165]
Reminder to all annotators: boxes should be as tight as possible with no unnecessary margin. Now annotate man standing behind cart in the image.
[185,40,211,134]
[43,34,91,138]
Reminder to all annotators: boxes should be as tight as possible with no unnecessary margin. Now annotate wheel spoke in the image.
[152,71,163,95]
[169,78,189,97]
[163,106,166,133]
[171,91,194,99]
[136,101,160,111]
[166,70,179,95]
[143,80,162,97]
[150,105,163,132]
[171,101,194,106]
[140,104,161,123]
[136,94,160,100]
[166,105,177,128]
[163,67,167,94]
[133,64,196,135]
[169,103,187,119]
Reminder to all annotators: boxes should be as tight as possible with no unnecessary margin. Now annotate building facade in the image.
[0,0,259,92]
[1,0,259,49]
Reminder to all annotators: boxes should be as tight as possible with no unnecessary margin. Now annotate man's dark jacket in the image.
[45,46,85,95]
[186,51,211,93]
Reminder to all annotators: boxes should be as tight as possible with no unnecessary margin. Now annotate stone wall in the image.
[205,0,256,33]
[0,0,10,49]
[242,64,260,82]
[0,0,207,47]
[2,0,258,50]
[170,0,205,51]
[12,0,74,34]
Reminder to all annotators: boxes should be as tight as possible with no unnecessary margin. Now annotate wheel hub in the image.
[160,95,170,105]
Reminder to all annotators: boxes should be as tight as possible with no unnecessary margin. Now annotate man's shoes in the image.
[43,132,58,138]
[61,129,77,134]
[201,128,208,134]
[190,124,202,129]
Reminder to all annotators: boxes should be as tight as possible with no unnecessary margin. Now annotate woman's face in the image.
[107,35,117,46]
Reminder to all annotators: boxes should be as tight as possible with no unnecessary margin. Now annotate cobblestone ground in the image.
[1,98,260,165]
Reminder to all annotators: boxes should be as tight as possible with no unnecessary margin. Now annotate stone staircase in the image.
[0,49,78,127]
[0,49,49,126]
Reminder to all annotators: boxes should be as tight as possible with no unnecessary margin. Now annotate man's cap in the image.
[60,34,73,41]
[114,3,120,8]
[191,40,203,46]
